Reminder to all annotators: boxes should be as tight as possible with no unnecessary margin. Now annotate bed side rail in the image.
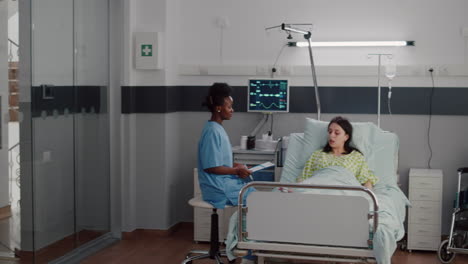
[237,182,379,246]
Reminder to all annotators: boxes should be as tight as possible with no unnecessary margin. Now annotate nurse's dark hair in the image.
[323,116,361,154]
[202,83,232,112]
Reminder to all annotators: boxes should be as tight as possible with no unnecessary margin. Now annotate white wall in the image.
[122,0,167,86]
[120,0,170,231]
[122,112,190,231]
[175,0,468,89]
[181,0,468,65]
[121,113,174,231]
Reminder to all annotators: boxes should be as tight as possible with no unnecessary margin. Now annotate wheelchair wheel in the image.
[438,239,456,264]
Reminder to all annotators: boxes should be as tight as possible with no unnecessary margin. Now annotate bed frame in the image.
[234,182,379,263]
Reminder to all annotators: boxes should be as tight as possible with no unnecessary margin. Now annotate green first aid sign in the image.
[141,44,153,56]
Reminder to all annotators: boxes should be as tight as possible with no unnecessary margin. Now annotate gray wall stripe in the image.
[118,86,468,115]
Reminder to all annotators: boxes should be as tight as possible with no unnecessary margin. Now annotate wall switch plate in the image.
[43,151,52,163]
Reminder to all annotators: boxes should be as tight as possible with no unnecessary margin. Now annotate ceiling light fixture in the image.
[288,41,415,47]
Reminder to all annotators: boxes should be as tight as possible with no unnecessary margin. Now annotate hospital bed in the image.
[226,118,410,264]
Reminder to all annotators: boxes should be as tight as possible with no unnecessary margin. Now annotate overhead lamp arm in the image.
[279,23,321,120]
[281,23,309,35]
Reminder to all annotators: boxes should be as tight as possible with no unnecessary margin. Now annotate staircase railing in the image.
[8,142,20,206]
[8,38,18,62]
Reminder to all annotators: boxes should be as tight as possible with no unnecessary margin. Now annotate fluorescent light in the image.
[289,41,415,47]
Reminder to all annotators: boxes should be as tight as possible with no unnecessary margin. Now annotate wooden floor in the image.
[80,224,468,264]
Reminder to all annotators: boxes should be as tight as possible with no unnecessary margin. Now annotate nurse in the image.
[197,83,254,208]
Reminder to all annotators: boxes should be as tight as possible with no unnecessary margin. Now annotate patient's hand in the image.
[363,181,373,190]
[279,187,294,193]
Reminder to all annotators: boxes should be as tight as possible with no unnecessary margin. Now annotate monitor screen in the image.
[247,79,289,112]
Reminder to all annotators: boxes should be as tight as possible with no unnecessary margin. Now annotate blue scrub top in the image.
[197,121,252,208]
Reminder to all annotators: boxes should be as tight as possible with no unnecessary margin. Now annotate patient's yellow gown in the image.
[299,149,378,185]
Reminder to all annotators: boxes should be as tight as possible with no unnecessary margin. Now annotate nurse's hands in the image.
[235,167,252,178]
[234,163,252,179]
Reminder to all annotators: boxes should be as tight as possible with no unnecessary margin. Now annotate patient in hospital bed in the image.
[280,116,377,194]
[298,116,378,189]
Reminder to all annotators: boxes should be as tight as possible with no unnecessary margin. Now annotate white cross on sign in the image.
[141,44,153,56]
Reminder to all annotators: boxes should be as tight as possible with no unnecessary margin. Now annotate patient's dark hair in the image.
[202,83,232,112]
[323,116,360,154]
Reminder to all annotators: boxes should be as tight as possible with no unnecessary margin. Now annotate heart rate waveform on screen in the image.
[248,79,289,112]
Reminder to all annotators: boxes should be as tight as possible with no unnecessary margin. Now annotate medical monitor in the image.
[247,79,289,112]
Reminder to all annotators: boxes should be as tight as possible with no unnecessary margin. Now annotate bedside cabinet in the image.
[232,146,281,182]
[192,169,236,243]
[407,168,443,251]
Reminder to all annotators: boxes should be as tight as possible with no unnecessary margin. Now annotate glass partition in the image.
[25,0,110,262]
[73,0,110,248]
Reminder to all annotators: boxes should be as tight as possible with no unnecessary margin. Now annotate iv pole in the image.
[368,53,392,128]
[266,23,321,120]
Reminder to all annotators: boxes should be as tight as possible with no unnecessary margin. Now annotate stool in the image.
[182,197,235,264]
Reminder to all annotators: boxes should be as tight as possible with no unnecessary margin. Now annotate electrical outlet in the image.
[425,65,437,76]
[272,65,282,76]
[199,66,208,75]
[42,151,52,163]
[215,16,230,29]
[438,65,449,76]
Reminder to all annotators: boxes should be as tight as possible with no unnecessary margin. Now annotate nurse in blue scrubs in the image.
[197,83,254,209]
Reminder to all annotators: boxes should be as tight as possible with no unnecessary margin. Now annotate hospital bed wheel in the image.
[438,239,456,263]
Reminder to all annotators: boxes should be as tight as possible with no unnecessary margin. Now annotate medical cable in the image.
[387,97,392,115]
[387,82,393,115]
[427,68,435,169]
[384,57,396,118]
[249,113,269,137]
[219,27,224,64]
[275,136,283,167]
[271,44,287,78]
[268,113,274,136]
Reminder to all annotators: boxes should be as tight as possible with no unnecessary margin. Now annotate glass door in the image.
[27,0,110,262]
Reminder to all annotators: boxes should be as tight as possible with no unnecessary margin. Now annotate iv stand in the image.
[368,53,392,128]
[266,23,321,120]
